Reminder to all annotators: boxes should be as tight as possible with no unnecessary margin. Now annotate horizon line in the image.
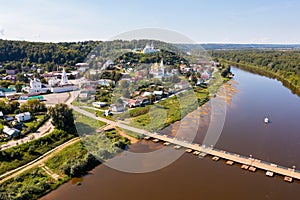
[1,38,300,45]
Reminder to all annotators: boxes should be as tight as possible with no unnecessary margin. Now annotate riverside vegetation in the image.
[0,108,131,200]
[212,50,300,95]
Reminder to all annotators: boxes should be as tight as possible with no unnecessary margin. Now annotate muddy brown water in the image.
[42,67,300,200]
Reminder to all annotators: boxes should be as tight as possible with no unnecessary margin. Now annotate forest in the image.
[0,40,100,73]
[211,50,300,92]
[0,39,184,74]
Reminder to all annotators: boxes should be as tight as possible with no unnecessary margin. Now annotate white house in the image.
[79,90,89,100]
[76,63,89,72]
[174,81,190,90]
[153,91,163,96]
[110,104,125,112]
[3,126,20,139]
[92,102,107,108]
[15,112,31,122]
[98,79,114,86]
[142,92,152,97]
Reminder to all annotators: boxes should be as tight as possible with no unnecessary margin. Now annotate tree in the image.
[15,82,23,92]
[48,103,76,133]
[20,99,46,113]
[0,80,12,88]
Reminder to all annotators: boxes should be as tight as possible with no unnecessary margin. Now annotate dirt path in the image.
[0,119,54,151]
[39,164,60,180]
[0,137,80,184]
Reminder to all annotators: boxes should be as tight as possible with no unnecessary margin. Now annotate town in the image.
[0,42,225,143]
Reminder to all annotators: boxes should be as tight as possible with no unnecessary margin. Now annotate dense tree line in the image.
[114,49,188,66]
[0,39,185,74]
[211,50,300,92]
[0,40,100,73]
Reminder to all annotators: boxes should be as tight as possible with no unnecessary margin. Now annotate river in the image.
[42,67,300,200]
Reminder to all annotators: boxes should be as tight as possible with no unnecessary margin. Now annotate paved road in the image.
[72,106,148,135]
[0,120,54,151]
[1,91,79,151]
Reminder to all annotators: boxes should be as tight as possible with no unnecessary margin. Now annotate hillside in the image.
[114,49,188,66]
[0,39,186,74]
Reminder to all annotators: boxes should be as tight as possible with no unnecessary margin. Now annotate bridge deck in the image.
[73,106,300,181]
[142,132,300,180]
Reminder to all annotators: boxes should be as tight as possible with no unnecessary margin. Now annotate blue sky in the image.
[0,0,300,43]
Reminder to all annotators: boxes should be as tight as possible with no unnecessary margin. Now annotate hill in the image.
[0,39,185,73]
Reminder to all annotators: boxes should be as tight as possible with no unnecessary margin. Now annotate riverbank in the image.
[125,71,230,132]
[41,66,300,200]
[0,126,131,200]
[38,72,232,199]
[0,72,231,200]
[219,59,300,97]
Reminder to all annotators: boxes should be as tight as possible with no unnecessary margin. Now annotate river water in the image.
[42,67,300,200]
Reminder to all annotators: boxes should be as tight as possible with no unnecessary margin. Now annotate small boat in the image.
[264,117,269,124]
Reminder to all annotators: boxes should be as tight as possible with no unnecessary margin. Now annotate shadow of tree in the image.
[75,122,96,136]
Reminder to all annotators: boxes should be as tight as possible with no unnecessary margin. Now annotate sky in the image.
[0,0,300,44]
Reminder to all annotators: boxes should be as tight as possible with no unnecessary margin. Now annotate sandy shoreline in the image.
[103,125,139,144]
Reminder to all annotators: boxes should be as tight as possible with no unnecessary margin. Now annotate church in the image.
[142,43,160,54]
[150,59,167,79]
[23,78,48,94]
[48,68,78,93]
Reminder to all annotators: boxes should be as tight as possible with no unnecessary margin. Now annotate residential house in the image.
[76,63,89,72]
[15,112,31,122]
[79,90,89,101]
[128,99,141,108]
[98,79,114,87]
[3,75,16,82]
[110,104,125,112]
[3,126,20,139]
[4,116,14,121]
[6,70,16,75]
[174,81,190,90]
[92,102,107,108]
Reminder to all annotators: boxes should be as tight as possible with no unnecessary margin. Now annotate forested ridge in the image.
[0,39,184,74]
[0,40,100,72]
[211,50,300,93]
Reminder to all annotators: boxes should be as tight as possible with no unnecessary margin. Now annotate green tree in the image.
[48,103,76,133]
[15,82,23,92]
[0,80,12,88]
[20,99,46,113]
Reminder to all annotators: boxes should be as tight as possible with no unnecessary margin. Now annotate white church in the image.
[142,43,160,54]
[23,78,48,94]
[48,68,78,93]
[23,68,78,94]
[149,59,169,79]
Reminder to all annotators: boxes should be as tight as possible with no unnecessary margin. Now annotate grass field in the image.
[74,111,106,136]
[0,129,74,176]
